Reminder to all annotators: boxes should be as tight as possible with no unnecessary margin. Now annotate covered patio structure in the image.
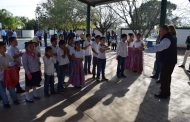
[78,0,168,33]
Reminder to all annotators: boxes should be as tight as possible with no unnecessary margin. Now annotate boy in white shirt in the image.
[97,37,110,82]
[116,34,128,78]
[83,34,92,74]
[57,40,70,92]
[43,46,56,97]
[92,35,101,79]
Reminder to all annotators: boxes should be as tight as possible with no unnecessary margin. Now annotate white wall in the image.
[176,29,190,48]
[22,30,34,38]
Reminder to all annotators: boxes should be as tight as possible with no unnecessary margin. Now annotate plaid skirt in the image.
[69,60,85,87]
[131,50,143,73]
[125,48,134,70]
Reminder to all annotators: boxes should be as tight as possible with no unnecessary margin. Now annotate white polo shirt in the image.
[117,41,128,58]
[97,45,107,59]
[57,47,70,66]
[43,56,56,75]
[83,40,92,56]
[92,41,99,57]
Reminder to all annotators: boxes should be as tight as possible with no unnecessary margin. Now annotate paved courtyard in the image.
[0,40,190,122]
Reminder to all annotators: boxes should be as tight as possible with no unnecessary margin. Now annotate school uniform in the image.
[22,52,41,87]
[57,47,70,91]
[97,44,107,79]
[43,56,56,96]
[116,41,128,77]
[83,40,92,74]
[0,53,18,106]
[51,45,59,74]
[7,45,23,92]
[91,41,99,78]
[69,49,85,87]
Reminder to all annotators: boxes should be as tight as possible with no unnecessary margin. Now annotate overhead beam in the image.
[86,4,91,33]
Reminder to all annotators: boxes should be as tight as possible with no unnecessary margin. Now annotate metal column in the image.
[160,0,167,26]
[86,4,91,34]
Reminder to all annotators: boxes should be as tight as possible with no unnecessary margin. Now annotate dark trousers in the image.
[44,37,47,47]
[92,57,98,77]
[57,65,67,90]
[84,55,92,73]
[154,55,161,78]
[160,63,175,96]
[44,74,55,95]
[2,36,6,44]
[112,43,117,50]
[117,56,126,76]
[97,58,106,78]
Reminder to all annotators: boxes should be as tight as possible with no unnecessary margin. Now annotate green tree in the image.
[36,0,87,30]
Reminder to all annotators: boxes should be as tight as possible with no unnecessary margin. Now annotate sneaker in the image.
[25,99,34,103]
[178,65,185,68]
[14,100,20,105]
[33,96,41,100]
[3,104,11,108]
[150,75,158,79]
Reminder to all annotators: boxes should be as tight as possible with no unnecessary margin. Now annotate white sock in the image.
[25,92,31,100]
[33,87,38,97]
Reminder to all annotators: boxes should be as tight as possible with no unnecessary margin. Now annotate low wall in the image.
[22,30,34,38]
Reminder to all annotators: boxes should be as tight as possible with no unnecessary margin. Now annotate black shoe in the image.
[150,75,158,79]
[16,89,25,94]
[37,84,41,87]
[178,65,185,68]
[44,94,50,97]
[14,100,20,105]
[3,104,10,108]
[96,77,100,82]
[102,77,109,81]
[33,96,41,100]
[156,80,161,84]
[121,74,127,78]
[117,74,121,78]
[88,71,92,74]
[187,70,190,73]
[154,94,170,99]
[25,99,34,103]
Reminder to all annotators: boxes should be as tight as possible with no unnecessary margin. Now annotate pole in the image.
[160,0,167,26]
[86,4,91,34]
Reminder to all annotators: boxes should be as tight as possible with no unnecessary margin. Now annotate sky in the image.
[0,0,190,19]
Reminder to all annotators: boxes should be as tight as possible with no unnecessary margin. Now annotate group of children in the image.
[0,32,144,108]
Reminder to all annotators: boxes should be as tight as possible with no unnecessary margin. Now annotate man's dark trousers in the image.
[160,63,175,96]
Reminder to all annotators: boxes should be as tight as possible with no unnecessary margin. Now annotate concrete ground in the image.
[0,40,190,122]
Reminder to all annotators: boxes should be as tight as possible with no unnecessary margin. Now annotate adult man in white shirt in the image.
[116,34,128,78]
[83,34,92,74]
[92,35,101,79]
[1,28,7,44]
[144,25,177,99]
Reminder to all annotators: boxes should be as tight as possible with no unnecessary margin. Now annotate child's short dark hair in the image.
[86,34,91,38]
[128,33,134,37]
[24,41,33,49]
[121,34,127,39]
[59,40,66,46]
[136,33,142,37]
[95,35,101,39]
[100,37,106,41]
[45,46,52,52]
[9,37,16,43]
[0,42,5,47]
[51,37,57,42]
